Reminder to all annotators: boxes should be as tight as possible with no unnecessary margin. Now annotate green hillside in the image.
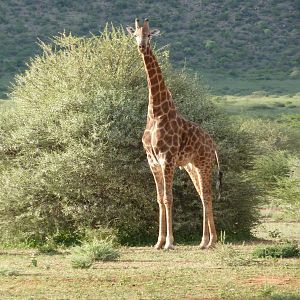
[0,0,299,98]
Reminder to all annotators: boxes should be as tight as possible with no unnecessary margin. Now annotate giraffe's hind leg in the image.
[197,166,217,249]
[184,164,209,249]
[185,163,217,249]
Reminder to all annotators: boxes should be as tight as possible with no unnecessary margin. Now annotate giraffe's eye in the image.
[148,34,151,37]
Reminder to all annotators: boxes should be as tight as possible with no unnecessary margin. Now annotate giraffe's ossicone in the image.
[127,18,222,250]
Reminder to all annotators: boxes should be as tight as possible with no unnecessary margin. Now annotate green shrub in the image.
[37,238,59,254]
[213,244,253,267]
[271,294,300,300]
[87,240,120,261]
[0,27,262,245]
[205,40,217,50]
[272,101,286,108]
[252,243,299,258]
[0,268,20,276]
[272,176,300,208]
[251,91,269,97]
[251,151,291,191]
[248,104,272,110]
[250,150,299,216]
[234,118,300,212]
[83,227,119,246]
[70,253,93,269]
[270,158,300,220]
[289,68,300,79]
[70,239,119,268]
[239,119,288,155]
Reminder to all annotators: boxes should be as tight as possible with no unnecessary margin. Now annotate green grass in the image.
[218,93,300,119]
[260,202,300,223]
[254,221,300,242]
[0,99,12,108]
[0,221,299,299]
[0,244,299,299]
[0,268,20,277]
[205,73,300,96]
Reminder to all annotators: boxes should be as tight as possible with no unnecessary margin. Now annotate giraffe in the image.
[127,18,222,250]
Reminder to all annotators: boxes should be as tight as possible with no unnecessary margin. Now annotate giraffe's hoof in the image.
[205,243,216,250]
[199,240,209,250]
[154,241,165,250]
[164,243,175,250]
[199,243,208,250]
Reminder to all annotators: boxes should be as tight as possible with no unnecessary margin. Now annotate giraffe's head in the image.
[126,18,160,53]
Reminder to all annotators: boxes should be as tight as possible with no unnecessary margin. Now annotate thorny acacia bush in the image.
[239,118,300,218]
[0,27,261,246]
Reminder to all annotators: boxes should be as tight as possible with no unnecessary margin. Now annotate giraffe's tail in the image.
[214,150,223,201]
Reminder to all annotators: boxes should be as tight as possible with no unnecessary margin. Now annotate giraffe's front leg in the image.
[155,202,166,249]
[162,163,175,250]
[147,155,166,249]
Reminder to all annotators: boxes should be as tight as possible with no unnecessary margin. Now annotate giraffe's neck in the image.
[142,47,175,118]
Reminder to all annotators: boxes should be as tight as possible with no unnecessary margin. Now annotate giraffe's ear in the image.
[150,29,160,36]
[126,26,135,36]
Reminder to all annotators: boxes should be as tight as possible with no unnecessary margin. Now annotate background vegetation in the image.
[0,0,299,97]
